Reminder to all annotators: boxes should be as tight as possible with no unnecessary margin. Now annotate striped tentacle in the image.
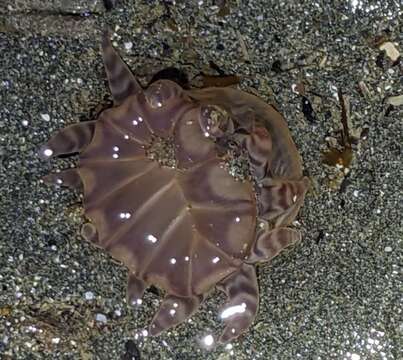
[217,264,259,343]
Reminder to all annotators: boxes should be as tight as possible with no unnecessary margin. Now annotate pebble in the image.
[40,114,50,121]
[84,291,95,300]
[95,313,107,324]
[124,41,133,50]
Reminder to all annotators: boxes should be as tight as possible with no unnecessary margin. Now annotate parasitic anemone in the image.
[40,33,309,343]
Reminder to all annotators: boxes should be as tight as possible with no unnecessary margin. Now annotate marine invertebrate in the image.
[40,34,309,343]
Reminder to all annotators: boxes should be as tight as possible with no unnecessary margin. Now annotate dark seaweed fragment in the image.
[217,0,231,17]
[201,74,240,88]
[271,60,283,73]
[301,96,316,123]
[103,0,117,10]
[322,147,353,168]
[149,67,190,89]
[321,89,353,169]
[121,340,141,360]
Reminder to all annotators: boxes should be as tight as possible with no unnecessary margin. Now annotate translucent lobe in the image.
[178,158,255,206]
[81,163,173,252]
[189,206,255,258]
[101,31,142,104]
[79,119,146,163]
[142,208,194,296]
[101,100,152,145]
[141,80,193,138]
[127,273,147,305]
[198,105,234,138]
[149,294,204,336]
[174,107,216,169]
[190,235,240,294]
[258,177,310,226]
[247,227,301,263]
[42,168,82,189]
[217,264,259,343]
[244,126,272,180]
[144,80,181,109]
[39,121,95,159]
[81,222,99,246]
[187,86,304,180]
